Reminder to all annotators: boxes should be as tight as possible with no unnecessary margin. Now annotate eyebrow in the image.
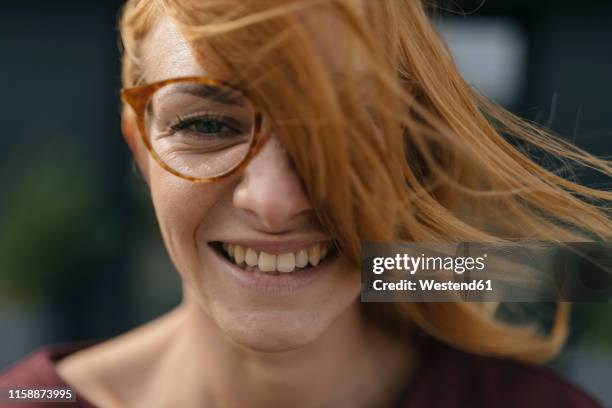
[180,84,247,107]
[147,82,248,117]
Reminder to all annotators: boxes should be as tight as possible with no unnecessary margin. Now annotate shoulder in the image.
[0,342,99,408]
[0,347,57,386]
[405,340,604,408]
[0,342,97,386]
[2,309,186,408]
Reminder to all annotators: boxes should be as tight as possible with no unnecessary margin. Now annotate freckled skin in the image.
[57,14,415,408]
[140,17,362,352]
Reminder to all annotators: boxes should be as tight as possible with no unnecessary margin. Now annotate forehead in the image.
[141,17,212,82]
[141,9,362,83]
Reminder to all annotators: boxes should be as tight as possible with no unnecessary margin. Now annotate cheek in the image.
[148,169,223,280]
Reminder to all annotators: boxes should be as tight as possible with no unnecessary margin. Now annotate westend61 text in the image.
[372,279,493,292]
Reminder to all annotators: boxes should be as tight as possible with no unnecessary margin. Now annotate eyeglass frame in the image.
[121,76,266,183]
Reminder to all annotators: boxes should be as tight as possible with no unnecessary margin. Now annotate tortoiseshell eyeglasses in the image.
[121,77,265,183]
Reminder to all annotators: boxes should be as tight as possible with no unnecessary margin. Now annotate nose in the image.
[233,137,312,233]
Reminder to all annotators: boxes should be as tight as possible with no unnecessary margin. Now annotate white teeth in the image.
[258,251,276,272]
[234,245,245,265]
[221,242,332,274]
[296,249,309,268]
[277,253,296,273]
[245,248,259,267]
[308,245,321,266]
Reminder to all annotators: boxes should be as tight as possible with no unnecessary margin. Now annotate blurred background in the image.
[0,0,611,405]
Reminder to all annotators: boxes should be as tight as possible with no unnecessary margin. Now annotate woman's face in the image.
[131,17,361,352]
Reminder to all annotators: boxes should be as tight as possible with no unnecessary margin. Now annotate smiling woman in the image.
[1,0,611,407]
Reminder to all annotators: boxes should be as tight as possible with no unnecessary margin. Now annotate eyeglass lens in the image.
[144,82,256,179]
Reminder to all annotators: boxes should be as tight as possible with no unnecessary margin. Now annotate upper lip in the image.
[211,237,332,254]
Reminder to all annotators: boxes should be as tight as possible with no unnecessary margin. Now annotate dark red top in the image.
[0,339,603,407]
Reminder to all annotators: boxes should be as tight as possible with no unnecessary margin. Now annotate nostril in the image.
[231,136,313,233]
[233,186,311,234]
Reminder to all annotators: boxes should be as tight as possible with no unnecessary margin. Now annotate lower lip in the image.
[208,244,335,295]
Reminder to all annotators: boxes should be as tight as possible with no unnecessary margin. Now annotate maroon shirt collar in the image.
[0,340,102,408]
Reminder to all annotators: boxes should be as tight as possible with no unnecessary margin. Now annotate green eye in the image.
[193,119,226,134]
[170,115,239,137]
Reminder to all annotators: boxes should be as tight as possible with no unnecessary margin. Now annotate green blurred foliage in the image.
[571,304,612,349]
[0,139,120,304]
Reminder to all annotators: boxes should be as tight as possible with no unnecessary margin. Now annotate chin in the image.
[185,254,361,353]
[215,308,331,353]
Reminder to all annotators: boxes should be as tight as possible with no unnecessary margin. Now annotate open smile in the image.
[217,241,334,274]
[208,240,339,294]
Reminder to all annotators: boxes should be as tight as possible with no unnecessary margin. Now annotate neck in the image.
[154,300,416,408]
